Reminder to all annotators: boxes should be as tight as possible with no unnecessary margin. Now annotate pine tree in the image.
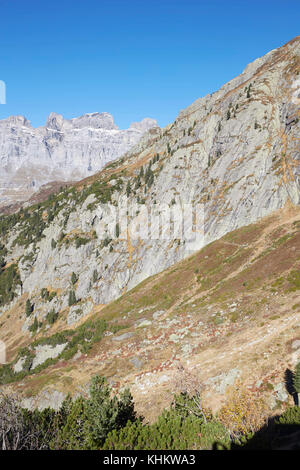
[83,375,136,449]
[30,316,39,333]
[71,272,77,285]
[134,175,141,189]
[54,397,87,450]
[293,362,300,406]
[68,290,76,306]
[92,269,98,283]
[147,170,154,187]
[126,181,131,197]
[25,299,33,317]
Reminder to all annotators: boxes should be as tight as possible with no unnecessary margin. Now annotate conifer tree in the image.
[293,362,300,406]
[71,272,77,285]
[126,181,131,197]
[25,299,33,317]
[92,269,98,283]
[68,290,76,306]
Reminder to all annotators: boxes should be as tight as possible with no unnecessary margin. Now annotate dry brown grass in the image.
[2,203,300,420]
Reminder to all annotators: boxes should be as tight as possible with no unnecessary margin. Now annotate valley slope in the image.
[0,36,299,418]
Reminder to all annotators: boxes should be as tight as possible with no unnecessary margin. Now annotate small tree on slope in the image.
[293,362,300,406]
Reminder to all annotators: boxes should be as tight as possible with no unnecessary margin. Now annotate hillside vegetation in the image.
[1,203,300,423]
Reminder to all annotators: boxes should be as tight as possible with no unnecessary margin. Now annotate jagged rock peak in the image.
[0,115,32,128]
[130,117,158,132]
[0,109,160,207]
[45,112,158,132]
[45,111,118,131]
[69,112,119,130]
[45,112,65,131]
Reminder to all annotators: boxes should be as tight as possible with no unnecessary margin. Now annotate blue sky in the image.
[0,0,299,129]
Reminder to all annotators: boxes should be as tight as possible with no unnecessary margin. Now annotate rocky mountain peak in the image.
[45,112,65,130]
[0,115,32,128]
[130,117,158,132]
[70,112,118,130]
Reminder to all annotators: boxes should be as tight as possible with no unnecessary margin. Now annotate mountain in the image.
[0,36,299,418]
[0,112,158,208]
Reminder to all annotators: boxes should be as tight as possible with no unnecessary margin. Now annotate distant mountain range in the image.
[0,112,158,208]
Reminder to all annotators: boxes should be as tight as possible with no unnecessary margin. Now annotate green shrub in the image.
[276,406,300,426]
[46,309,59,325]
[103,403,229,450]
[75,236,89,249]
[29,317,41,334]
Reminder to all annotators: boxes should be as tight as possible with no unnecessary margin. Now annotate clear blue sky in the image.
[0,0,299,129]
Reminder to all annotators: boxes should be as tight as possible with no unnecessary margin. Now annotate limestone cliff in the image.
[0,112,158,207]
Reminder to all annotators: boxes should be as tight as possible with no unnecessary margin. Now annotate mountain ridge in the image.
[0,111,158,208]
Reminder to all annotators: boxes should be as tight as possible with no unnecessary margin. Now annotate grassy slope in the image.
[2,201,300,421]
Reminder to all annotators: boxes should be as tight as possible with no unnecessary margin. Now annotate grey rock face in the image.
[130,356,144,370]
[2,36,300,332]
[0,112,158,207]
[112,332,134,342]
[21,389,66,411]
[205,368,241,394]
[67,301,93,326]
[31,343,67,369]
[274,382,289,402]
[13,357,26,373]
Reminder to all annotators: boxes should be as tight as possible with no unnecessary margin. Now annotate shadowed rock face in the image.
[0,112,158,207]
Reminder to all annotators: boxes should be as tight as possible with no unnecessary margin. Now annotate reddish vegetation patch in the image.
[3,205,300,420]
